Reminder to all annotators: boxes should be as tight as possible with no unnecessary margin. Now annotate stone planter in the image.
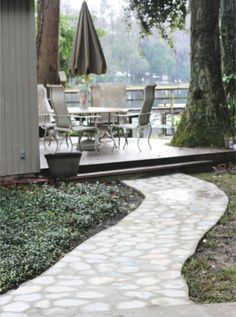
[45,152,82,179]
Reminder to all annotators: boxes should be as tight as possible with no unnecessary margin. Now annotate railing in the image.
[66,84,188,106]
[128,84,188,106]
[65,84,189,136]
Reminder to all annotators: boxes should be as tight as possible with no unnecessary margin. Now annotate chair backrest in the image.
[37,84,53,126]
[138,84,156,126]
[91,83,126,108]
[58,71,67,86]
[91,83,126,123]
[47,85,71,129]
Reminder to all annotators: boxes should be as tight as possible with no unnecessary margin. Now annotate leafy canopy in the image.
[126,0,187,39]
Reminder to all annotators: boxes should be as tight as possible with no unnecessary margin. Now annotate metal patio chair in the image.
[37,84,56,148]
[47,85,100,153]
[112,84,156,151]
[90,83,126,143]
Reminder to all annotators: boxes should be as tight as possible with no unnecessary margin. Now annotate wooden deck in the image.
[40,137,235,178]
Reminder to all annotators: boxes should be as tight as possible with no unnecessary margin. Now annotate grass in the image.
[0,180,143,294]
[182,171,236,303]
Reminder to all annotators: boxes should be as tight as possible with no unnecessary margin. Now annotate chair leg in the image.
[109,126,118,151]
[51,132,58,149]
[118,128,121,147]
[94,132,100,154]
[55,134,60,153]
[43,127,55,148]
[43,127,48,149]
[48,129,56,147]
[58,132,69,151]
[60,132,73,151]
[137,128,142,152]
[68,134,73,151]
[77,135,82,151]
[58,136,65,151]
[123,129,129,149]
[48,131,52,146]
[48,131,56,147]
[148,126,152,150]
[51,130,58,152]
[65,134,70,147]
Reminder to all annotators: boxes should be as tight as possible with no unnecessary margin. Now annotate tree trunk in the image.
[220,0,235,125]
[172,0,232,147]
[37,0,60,86]
[220,0,236,76]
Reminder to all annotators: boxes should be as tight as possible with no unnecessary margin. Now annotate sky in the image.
[61,0,125,15]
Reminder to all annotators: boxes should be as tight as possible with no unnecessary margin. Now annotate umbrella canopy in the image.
[69,1,107,77]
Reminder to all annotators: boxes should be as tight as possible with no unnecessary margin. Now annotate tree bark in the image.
[172,0,232,147]
[220,0,235,123]
[220,0,236,76]
[37,0,60,86]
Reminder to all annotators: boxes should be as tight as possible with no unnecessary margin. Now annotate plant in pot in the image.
[78,76,91,108]
[79,85,88,108]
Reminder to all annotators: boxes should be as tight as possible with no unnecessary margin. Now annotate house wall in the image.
[0,0,40,177]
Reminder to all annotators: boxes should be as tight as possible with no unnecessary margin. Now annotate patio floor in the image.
[40,137,234,176]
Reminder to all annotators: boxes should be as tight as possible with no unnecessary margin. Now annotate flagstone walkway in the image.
[0,174,228,317]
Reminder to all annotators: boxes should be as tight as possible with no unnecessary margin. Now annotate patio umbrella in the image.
[69,1,107,77]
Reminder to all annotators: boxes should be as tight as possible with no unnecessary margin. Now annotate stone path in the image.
[0,174,228,317]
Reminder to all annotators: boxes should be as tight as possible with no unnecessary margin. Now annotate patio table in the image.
[68,106,129,150]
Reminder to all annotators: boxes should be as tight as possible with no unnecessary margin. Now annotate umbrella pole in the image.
[85,74,90,108]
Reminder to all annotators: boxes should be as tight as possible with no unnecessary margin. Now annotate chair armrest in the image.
[124,111,152,117]
[125,112,140,118]
[53,114,71,117]
[113,112,139,118]
[39,113,51,116]
[112,111,152,125]
[138,112,152,116]
[39,113,55,127]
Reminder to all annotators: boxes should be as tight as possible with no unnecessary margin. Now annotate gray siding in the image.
[0,0,40,177]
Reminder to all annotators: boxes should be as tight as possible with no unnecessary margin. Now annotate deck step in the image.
[76,160,213,179]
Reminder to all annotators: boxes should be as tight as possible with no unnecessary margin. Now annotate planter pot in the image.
[45,152,82,179]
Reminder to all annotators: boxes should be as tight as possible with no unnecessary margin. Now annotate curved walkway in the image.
[0,174,229,317]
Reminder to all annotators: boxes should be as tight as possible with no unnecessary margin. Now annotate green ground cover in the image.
[0,181,142,294]
[1,171,235,302]
[183,171,236,303]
